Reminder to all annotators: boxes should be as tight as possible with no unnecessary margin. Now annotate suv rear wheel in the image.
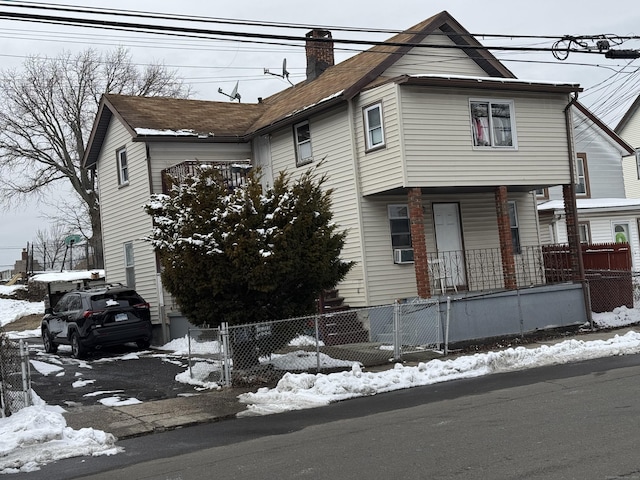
[42,327,58,354]
[70,331,87,359]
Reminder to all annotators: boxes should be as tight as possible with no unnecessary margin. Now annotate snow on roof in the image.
[30,270,105,283]
[538,198,640,212]
[134,128,207,137]
[408,74,580,88]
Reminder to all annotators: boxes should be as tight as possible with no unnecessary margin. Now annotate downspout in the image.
[564,94,592,328]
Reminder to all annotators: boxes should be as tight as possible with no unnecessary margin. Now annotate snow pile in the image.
[0,298,43,327]
[238,331,640,416]
[267,350,356,370]
[156,334,222,356]
[0,404,120,474]
[0,285,25,296]
[288,334,325,347]
[175,362,221,390]
[592,306,640,329]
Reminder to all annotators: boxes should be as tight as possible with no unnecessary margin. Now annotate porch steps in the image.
[318,289,369,346]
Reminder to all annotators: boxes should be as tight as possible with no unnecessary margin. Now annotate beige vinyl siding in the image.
[382,28,489,78]
[148,143,252,194]
[363,191,540,305]
[355,83,404,196]
[267,104,366,306]
[399,87,572,188]
[96,118,160,323]
[618,110,640,149]
[623,155,640,198]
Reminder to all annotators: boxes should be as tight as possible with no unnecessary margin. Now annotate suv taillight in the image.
[83,310,103,318]
[134,302,150,310]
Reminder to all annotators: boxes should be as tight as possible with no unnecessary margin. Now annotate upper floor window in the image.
[470,100,516,148]
[117,148,129,186]
[508,201,521,254]
[534,188,548,199]
[293,121,313,167]
[363,103,385,151]
[575,153,590,197]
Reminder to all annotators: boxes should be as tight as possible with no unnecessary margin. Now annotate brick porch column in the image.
[562,183,585,282]
[408,188,431,298]
[495,186,517,290]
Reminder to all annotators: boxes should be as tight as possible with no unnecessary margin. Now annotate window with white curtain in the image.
[470,100,516,148]
[293,121,313,166]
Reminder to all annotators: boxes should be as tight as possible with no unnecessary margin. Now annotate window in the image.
[293,121,313,166]
[124,242,135,289]
[636,149,640,180]
[470,100,516,148]
[388,205,413,263]
[534,188,548,199]
[117,148,129,186]
[578,222,591,244]
[613,222,630,244]
[508,201,521,254]
[363,103,385,150]
[575,153,590,197]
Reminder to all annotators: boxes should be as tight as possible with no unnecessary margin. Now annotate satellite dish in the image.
[230,81,239,101]
[282,58,289,77]
[263,58,293,86]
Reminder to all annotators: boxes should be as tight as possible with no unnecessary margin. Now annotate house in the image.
[538,102,638,266]
[83,11,587,343]
[615,94,640,198]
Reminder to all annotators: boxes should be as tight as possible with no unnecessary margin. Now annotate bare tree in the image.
[0,47,191,268]
[33,223,69,270]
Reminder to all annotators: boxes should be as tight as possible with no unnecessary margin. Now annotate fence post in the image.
[19,340,31,408]
[444,297,451,356]
[314,316,321,373]
[393,300,401,361]
[220,322,231,387]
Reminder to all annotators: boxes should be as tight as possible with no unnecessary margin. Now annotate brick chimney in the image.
[305,29,334,81]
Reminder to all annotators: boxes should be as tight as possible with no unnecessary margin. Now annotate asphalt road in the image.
[19,352,640,480]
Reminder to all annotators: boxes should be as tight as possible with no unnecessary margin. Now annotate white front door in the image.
[433,203,466,289]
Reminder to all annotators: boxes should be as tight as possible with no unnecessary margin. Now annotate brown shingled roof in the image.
[104,94,266,137]
[248,11,515,133]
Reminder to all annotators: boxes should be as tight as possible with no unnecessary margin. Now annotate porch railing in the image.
[161,160,252,194]
[426,245,578,295]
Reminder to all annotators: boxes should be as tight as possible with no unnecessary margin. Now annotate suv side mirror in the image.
[44,307,53,315]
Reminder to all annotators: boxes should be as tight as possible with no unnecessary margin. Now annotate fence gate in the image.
[394,298,442,359]
[187,327,231,387]
[0,337,32,417]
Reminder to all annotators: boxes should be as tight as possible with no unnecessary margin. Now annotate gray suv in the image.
[41,285,152,359]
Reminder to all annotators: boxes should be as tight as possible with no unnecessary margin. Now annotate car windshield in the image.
[90,292,143,310]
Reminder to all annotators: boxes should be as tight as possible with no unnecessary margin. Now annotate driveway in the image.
[26,339,204,407]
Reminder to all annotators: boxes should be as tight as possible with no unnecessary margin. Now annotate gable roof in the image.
[574,101,634,155]
[615,94,640,134]
[248,10,516,133]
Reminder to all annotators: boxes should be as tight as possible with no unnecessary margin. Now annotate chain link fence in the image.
[185,299,444,387]
[0,333,32,417]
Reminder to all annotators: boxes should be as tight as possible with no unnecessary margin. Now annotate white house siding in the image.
[355,83,404,196]
[147,142,252,194]
[382,29,489,78]
[398,87,572,189]
[623,155,640,198]
[539,209,640,270]
[548,107,627,201]
[362,191,539,305]
[267,104,367,307]
[96,118,160,324]
[618,109,640,150]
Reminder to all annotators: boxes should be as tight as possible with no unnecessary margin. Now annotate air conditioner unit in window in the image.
[393,248,414,264]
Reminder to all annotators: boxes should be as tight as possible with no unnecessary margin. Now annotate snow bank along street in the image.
[1,284,640,473]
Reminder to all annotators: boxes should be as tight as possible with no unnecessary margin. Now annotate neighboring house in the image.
[83,11,587,342]
[615,94,640,198]
[537,102,638,266]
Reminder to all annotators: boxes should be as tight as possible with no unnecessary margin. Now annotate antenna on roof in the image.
[264,58,293,86]
[218,81,241,102]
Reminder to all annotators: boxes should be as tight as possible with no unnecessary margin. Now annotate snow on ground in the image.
[1,293,640,473]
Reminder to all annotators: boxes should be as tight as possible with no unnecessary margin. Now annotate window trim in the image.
[578,221,591,244]
[124,241,135,289]
[363,102,386,152]
[575,152,590,198]
[636,149,640,180]
[534,188,549,200]
[469,99,518,149]
[116,147,129,186]
[508,200,521,254]
[293,120,313,167]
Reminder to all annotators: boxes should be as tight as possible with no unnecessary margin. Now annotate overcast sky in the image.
[0,0,639,271]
